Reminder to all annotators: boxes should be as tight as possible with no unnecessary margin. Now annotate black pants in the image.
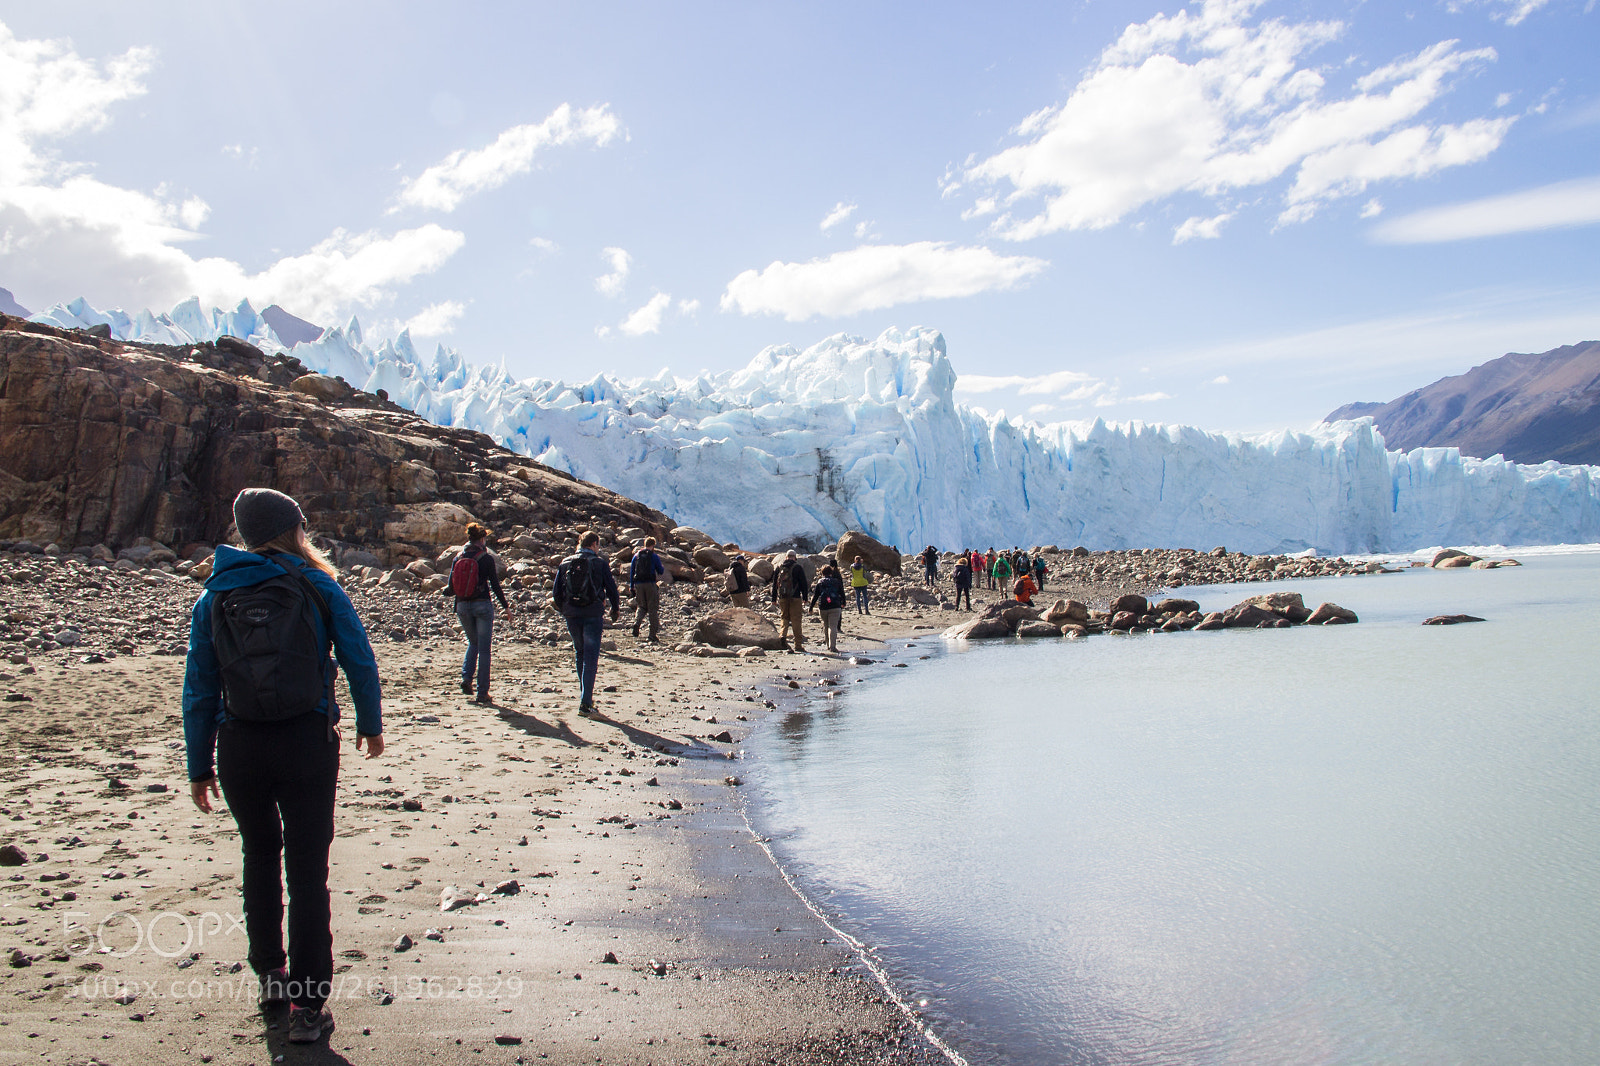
[217,712,339,1011]
[954,583,971,609]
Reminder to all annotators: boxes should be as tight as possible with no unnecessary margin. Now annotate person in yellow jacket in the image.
[848,555,872,615]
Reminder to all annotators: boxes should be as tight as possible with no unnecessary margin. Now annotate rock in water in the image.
[1422,614,1486,625]
[1308,602,1359,625]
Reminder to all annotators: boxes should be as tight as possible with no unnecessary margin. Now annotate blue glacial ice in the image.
[30,296,1600,555]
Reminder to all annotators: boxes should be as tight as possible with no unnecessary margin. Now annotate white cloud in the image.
[529,236,559,254]
[965,0,1510,239]
[594,246,631,297]
[720,242,1048,321]
[1359,198,1384,218]
[1448,0,1552,25]
[1126,391,1173,403]
[395,103,622,212]
[0,24,465,322]
[1372,176,1600,242]
[677,297,700,315]
[957,368,1103,399]
[401,299,466,337]
[619,292,672,336]
[1173,212,1233,243]
[820,201,856,231]
[1209,374,1231,385]
[853,219,871,239]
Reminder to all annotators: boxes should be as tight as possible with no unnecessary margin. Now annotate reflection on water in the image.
[748,557,1600,1066]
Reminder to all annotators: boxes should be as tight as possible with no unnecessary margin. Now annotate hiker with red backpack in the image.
[448,523,513,705]
[183,488,384,1045]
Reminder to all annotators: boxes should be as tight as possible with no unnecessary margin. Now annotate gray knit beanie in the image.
[233,488,305,548]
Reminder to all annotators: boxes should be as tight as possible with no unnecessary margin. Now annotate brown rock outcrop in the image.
[835,530,901,576]
[0,318,671,554]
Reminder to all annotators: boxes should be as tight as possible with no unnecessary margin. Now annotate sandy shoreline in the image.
[2,556,1099,1066]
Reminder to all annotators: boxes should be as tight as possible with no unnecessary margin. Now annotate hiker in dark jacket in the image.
[808,563,846,652]
[628,536,666,642]
[952,554,973,610]
[727,556,752,607]
[554,530,621,713]
[450,523,512,705]
[183,488,383,1045]
[770,550,810,652]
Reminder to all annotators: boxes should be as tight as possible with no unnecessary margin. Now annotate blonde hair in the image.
[258,524,337,578]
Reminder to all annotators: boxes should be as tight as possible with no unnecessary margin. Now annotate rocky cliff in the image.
[0,315,671,563]
[1326,340,1600,465]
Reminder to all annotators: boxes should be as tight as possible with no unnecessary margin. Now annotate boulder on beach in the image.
[1308,602,1359,625]
[942,617,1013,640]
[689,607,786,649]
[1017,621,1063,638]
[1150,597,1199,615]
[1043,599,1089,625]
[1110,593,1148,616]
[1194,611,1227,631]
[835,530,901,576]
[671,526,717,548]
[693,545,730,572]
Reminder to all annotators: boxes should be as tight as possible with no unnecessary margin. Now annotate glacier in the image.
[28,295,1600,555]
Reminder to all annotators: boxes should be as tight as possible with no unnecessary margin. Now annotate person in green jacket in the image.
[991,552,1013,591]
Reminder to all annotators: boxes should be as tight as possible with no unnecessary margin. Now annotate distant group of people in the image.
[922,545,1047,608]
[182,489,1068,1050]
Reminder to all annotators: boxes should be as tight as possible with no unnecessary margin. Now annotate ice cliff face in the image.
[31,296,1600,555]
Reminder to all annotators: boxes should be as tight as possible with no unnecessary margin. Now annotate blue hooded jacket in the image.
[182,545,383,782]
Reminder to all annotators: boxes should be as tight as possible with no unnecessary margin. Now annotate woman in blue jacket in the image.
[182,489,384,1045]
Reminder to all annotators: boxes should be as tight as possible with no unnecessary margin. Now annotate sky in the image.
[1,0,1597,434]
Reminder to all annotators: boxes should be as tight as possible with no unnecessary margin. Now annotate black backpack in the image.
[211,554,335,722]
[562,552,601,609]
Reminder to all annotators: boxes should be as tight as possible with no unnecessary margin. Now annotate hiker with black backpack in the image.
[447,523,513,705]
[770,550,810,653]
[554,530,620,714]
[182,488,383,1046]
[627,536,666,642]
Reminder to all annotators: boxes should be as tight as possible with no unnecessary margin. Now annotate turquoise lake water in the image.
[747,554,1600,1065]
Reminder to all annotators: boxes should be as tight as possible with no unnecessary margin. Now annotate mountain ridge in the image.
[1326,341,1600,465]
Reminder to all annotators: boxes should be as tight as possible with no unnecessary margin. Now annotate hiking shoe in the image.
[460,680,472,695]
[473,695,492,706]
[287,1006,335,1043]
[578,701,596,715]
[258,967,289,1011]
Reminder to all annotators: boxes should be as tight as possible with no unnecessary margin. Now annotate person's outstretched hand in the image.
[610,607,620,623]
[191,776,219,813]
[357,733,385,759]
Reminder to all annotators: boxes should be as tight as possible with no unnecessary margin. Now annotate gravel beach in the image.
[0,547,1134,1066]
